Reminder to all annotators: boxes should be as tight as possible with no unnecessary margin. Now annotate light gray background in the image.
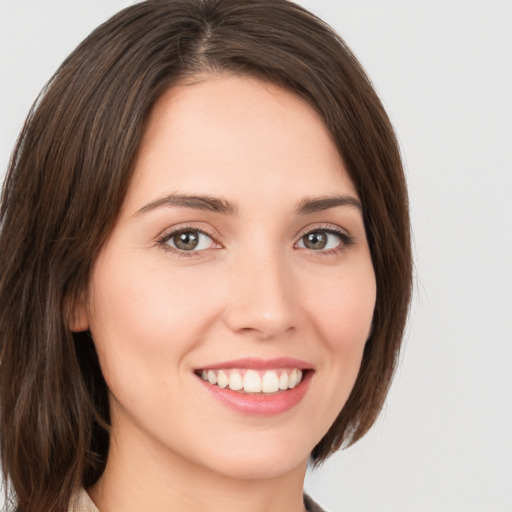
[1,1,511,511]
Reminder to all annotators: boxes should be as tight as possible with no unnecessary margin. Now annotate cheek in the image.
[86,253,222,379]
[305,264,376,352]
[293,262,376,437]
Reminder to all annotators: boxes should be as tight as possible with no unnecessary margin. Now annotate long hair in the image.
[0,1,412,510]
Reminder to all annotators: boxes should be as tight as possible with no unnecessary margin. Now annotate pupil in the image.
[305,232,327,250]
[174,231,199,250]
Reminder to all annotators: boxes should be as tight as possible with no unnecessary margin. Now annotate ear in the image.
[66,294,90,332]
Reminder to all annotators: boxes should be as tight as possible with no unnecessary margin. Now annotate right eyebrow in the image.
[133,193,239,217]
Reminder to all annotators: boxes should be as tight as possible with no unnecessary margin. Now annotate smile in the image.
[198,368,304,394]
[194,357,313,415]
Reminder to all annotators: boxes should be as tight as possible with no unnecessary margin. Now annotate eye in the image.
[295,228,352,252]
[160,228,217,252]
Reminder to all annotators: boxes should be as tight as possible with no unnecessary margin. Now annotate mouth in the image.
[194,358,313,416]
[195,367,307,395]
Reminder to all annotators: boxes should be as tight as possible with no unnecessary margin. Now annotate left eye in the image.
[164,229,215,251]
[296,230,344,251]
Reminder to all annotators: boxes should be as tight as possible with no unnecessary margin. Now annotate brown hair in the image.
[0,1,412,510]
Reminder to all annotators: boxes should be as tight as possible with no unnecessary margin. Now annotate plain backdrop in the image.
[1,1,511,511]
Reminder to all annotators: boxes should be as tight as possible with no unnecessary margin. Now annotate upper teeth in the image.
[200,368,304,394]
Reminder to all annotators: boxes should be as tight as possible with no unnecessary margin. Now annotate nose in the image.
[223,250,297,340]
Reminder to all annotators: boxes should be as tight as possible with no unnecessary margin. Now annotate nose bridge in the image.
[223,240,296,339]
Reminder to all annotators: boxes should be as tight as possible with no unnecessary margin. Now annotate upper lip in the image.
[197,357,313,371]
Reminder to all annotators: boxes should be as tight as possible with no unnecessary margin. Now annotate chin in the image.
[202,449,308,481]
[175,425,316,481]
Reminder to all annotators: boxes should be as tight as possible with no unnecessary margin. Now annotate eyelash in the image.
[156,224,354,258]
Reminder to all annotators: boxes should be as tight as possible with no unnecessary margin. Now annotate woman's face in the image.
[76,75,376,481]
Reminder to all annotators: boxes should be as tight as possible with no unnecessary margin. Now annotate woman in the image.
[0,1,412,511]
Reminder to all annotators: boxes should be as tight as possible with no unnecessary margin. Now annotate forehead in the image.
[125,74,357,213]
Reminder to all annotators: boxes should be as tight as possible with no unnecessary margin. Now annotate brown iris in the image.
[302,231,328,250]
[173,231,200,251]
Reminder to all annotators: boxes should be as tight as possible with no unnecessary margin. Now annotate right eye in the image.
[159,228,217,253]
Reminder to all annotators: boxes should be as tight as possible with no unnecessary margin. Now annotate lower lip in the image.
[197,371,313,416]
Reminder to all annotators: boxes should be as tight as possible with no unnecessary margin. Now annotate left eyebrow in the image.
[295,195,362,215]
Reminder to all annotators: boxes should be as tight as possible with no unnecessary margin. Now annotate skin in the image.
[73,74,376,512]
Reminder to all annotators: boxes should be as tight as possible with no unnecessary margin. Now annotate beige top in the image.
[69,489,99,512]
[69,488,326,512]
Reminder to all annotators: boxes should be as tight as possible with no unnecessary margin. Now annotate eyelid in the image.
[295,223,351,239]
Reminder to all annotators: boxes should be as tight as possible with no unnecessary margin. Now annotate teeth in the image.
[243,370,261,393]
[207,370,217,385]
[217,370,229,389]
[261,371,279,393]
[289,369,299,388]
[229,372,243,391]
[279,372,289,390]
[199,368,305,394]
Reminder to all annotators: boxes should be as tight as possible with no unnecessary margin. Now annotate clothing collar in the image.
[70,487,326,512]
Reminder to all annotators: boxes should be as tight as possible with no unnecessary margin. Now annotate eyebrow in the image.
[134,192,361,217]
[135,193,238,216]
[295,195,362,215]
